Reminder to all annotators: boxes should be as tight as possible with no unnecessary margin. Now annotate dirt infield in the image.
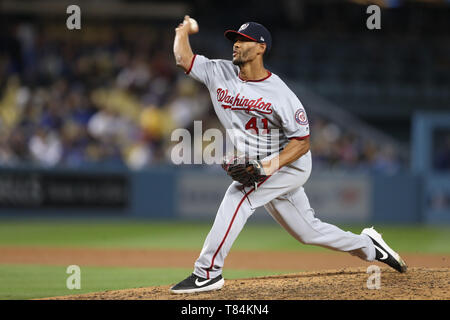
[1,247,449,300]
[1,247,449,270]
[44,268,450,300]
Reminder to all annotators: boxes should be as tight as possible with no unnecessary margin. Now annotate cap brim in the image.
[224,30,258,42]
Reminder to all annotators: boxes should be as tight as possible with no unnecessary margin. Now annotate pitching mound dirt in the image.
[44,267,449,300]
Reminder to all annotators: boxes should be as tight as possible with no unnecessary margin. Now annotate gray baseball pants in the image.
[194,152,376,279]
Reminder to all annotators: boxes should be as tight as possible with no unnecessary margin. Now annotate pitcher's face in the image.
[232,36,266,65]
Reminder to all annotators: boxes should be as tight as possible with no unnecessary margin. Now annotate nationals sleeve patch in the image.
[295,108,308,125]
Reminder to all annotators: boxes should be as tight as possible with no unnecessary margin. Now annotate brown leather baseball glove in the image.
[222,155,267,187]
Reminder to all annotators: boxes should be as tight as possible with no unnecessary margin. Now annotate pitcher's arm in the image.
[174,15,196,72]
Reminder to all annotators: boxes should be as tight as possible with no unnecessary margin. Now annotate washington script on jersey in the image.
[217,88,273,114]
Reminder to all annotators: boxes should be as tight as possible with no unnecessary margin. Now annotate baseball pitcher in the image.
[170,16,407,294]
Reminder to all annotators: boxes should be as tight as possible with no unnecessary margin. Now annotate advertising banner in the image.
[0,170,129,209]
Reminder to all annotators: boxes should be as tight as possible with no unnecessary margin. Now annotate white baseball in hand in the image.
[188,18,199,34]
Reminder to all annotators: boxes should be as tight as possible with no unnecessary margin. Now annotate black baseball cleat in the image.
[362,227,407,273]
[170,273,225,294]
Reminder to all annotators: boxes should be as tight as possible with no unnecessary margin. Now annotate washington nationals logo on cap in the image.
[239,23,249,31]
[295,109,308,125]
[224,22,272,53]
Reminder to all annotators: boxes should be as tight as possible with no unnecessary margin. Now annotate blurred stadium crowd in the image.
[0,22,408,173]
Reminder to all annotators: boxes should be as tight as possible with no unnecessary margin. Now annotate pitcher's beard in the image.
[232,57,244,65]
[232,52,247,65]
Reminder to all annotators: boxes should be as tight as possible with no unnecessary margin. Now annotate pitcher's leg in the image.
[264,187,376,261]
[194,182,255,279]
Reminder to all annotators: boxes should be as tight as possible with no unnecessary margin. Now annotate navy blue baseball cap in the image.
[224,22,272,53]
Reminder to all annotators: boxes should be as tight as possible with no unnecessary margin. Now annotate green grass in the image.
[0,220,449,253]
[0,220,449,299]
[0,264,292,300]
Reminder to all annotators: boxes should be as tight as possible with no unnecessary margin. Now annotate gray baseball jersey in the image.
[186,54,375,280]
[187,54,310,159]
